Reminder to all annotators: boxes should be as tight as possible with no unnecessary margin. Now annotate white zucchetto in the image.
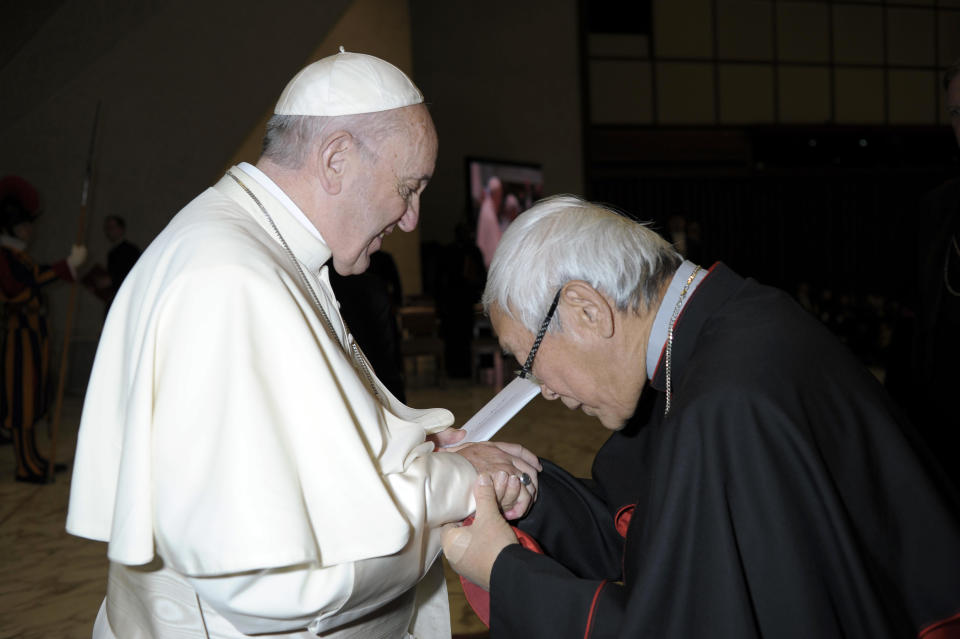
[274,46,424,117]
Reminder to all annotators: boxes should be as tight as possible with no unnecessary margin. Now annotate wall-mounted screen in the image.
[465,157,544,270]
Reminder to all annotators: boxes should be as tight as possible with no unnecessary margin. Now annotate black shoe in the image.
[44,460,68,474]
[37,456,68,473]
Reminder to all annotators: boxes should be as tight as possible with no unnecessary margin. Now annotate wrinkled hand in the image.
[442,474,518,590]
[441,441,541,519]
[66,245,87,269]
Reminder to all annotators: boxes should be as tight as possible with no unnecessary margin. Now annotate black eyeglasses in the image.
[517,288,562,382]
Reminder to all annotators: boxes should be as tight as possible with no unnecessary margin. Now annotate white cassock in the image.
[66,164,478,638]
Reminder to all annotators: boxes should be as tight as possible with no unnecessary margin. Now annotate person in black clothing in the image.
[86,215,142,311]
[103,215,141,308]
[436,222,486,378]
[885,60,960,492]
[442,195,960,639]
[328,251,407,402]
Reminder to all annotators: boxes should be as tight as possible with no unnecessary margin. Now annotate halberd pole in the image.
[47,102,100,483]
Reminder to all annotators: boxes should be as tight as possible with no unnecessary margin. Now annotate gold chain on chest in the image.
[226,171,380,399]
[664,265,701,416]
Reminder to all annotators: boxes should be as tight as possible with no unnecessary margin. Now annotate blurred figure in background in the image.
[102,216,141,309]
[437,222,486,378]
[0,175,86,482]
[329,251,406,402]
[476,176,503,270]
[885,60,960,492]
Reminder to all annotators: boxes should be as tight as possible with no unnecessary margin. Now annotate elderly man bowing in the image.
[443,195,960,638]
[67,50,539,639]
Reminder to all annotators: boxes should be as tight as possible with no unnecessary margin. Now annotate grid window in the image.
[585,0,955,126]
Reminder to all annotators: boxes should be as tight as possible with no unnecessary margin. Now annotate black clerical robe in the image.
[492,263,960,638]
[105,239,141,306]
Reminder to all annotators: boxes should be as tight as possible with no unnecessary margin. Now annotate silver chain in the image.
[226,171,380,398]
[664,266,701,416]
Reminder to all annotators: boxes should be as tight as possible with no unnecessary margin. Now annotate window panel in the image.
[656,62,715,123]
[719,64,774,123]
[833,4,883,65]
[584,0,953,127]
[588,33,650,59]
[939,11,960,65]
[835,68,885,123]
[590,60,653,124]
[887,8,935,66]
[889,70,937,123]
[653,0,713,58]
[777,2,830,63]
[779,66,831,123]
[717,0,773,60]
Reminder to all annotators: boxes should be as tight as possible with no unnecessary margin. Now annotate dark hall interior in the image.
[1,1,959,637]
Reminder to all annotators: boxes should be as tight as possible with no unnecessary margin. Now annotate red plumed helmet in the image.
[0,175,40,213]
[0,175,41,234]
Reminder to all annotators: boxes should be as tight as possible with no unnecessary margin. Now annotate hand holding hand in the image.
[443,441,541,519]
[442,474,518,590]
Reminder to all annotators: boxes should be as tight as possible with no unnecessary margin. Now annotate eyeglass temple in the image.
[519,288,562,378]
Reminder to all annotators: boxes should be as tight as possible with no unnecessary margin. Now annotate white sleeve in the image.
[188,451,476,636]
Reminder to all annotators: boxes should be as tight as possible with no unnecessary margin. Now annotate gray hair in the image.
[482,195,682,334]
[945,59,960,91]
[260,110,407,168]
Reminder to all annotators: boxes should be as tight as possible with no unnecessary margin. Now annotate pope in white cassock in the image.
[65,49,541,638]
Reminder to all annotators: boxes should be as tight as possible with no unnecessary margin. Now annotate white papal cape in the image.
[66,166,477,638]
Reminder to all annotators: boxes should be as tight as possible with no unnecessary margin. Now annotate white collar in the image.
[0,235,26,251]
[646,260,707,380]
[237,162,326,245]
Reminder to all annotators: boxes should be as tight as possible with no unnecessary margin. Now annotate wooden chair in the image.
[470,312,508,392]
[398,305,445,387]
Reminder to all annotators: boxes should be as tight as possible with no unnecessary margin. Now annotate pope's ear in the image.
[560,281,615,339]
[314,131,354,195]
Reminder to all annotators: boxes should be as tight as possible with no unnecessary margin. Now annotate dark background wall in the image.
[1,0,958,388]
[0,0,353,387]
[409,0,584,245]
[576,0,960,308]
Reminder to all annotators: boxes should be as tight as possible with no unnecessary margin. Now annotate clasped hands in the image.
[429,428,541,520]
[430,428,541,590]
